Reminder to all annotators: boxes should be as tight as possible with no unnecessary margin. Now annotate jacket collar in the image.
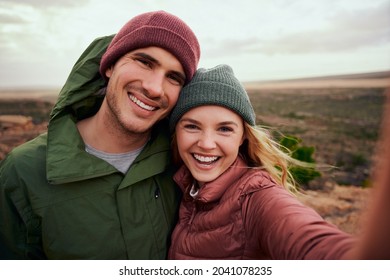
[46,114,171,185]
[174,156,249,203]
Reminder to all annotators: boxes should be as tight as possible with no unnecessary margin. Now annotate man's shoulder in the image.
[1,133,47,168]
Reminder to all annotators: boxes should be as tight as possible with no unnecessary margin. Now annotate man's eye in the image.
[135,58,152,68]
[167,73,185,86]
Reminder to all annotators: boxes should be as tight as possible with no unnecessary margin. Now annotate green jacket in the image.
[0,36,180,259]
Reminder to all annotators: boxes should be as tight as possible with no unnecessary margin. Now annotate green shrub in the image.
[279,135,321,186]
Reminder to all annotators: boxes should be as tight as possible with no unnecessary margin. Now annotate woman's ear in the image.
[240,135,246,146]
[240,122,247,146]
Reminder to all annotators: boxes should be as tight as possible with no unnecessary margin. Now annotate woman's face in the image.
[175,105,245,185]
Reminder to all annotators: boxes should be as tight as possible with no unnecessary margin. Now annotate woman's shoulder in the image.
[236,167,281,195]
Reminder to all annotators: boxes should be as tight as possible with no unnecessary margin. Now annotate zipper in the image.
[188,203,197,225]
[154,187,160,199]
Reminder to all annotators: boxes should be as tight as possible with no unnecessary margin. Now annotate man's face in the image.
[104,46,185,135]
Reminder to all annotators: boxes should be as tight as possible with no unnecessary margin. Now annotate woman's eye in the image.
[219,126,233,133]
[184,124,199,130]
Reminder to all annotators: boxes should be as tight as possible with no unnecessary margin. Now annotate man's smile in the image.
[129,94,157,111]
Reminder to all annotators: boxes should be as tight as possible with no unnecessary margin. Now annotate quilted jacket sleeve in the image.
[244,185,355,260]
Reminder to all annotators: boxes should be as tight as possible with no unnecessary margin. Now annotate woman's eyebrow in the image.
[180,118,239,127]
[179,118,200,124]
[219,121,239,127]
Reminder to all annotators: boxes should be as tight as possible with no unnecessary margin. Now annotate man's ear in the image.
[105,66,113,78]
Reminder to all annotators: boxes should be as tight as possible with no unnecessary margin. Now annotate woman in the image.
[167,64,388,259]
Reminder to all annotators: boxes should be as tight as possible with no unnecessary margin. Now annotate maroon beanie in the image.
[100,10,200,84]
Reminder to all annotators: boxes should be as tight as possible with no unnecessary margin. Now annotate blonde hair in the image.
[241,123,301,192]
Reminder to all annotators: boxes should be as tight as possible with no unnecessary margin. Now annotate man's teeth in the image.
[129,95,156,111]
[194,154,218,163]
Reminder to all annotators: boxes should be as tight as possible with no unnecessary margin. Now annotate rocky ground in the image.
[296,185,371,234]
[0,118,48,160]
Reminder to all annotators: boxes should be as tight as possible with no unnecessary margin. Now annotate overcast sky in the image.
[0,0,389,89]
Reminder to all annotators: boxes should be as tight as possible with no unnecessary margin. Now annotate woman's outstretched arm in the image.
[346,88,390,259]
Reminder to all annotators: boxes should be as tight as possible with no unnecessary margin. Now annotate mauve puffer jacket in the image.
[168,156,355,259]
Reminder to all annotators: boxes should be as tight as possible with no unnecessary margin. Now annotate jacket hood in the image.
[50,35,114,121]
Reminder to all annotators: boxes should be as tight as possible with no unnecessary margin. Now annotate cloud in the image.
[0,13,25,24]
[0,0,89,8]
[0,0,388,88]
[203,1,390,57]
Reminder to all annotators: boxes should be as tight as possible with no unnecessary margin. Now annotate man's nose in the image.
[143,71,165,98]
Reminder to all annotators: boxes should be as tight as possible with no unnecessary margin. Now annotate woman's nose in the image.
[197,132,217,149]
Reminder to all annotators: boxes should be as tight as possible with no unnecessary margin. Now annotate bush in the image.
[279,135,321,186]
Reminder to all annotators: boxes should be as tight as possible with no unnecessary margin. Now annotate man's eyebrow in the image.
[133,52,186,82]
[133,52,159,64]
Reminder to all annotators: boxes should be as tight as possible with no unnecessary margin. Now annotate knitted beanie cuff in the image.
[169,65,257,132]
[100,26,198,84]
[99,11,200,84]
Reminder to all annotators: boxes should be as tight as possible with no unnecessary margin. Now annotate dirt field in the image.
[296,185,371,234]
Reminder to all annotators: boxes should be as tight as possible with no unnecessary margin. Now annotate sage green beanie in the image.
[169,64,256,132]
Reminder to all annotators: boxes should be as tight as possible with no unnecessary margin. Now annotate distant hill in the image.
[0,89,59,103]
[310,70,390,80]
[244,70,390,89]
[246,70,390,83]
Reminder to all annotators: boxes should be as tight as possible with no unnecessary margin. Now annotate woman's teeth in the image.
[193,154,218,163]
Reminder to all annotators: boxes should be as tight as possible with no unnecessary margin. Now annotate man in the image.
[0,10,200,259]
